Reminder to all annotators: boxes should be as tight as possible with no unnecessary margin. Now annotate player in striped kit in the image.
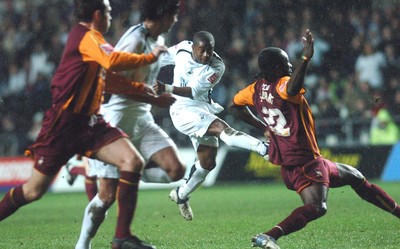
[0,1,173,249]
[230,29,400,249]
[74,1,185,249]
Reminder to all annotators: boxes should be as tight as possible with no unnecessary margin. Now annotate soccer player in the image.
[74,1,185,248]
[229,29,400,249]
[154,31,269,221]
[0,1,174,249]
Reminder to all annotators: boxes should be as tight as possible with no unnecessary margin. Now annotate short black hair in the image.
[258,47,285,72]
[193,31,215,46]
[139,0,179,21]
[74,0,106,22]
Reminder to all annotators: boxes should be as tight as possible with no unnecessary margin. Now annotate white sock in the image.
[75,194,107,249]
[178,161,209,200]
[220,127,267,155]
[142,167,171,183]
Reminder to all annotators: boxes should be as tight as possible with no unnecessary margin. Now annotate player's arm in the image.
[229,83,268,130]
[286,29,314,96]
[153,80,193,98]
[79,31,167,71]
[104,71,175,108]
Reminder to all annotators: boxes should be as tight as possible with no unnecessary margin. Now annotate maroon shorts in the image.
[281,157,339,193]
[26,107,127,176]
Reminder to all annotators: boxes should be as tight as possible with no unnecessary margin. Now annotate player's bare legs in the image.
[148,146,186,182]
[0,170,55,221]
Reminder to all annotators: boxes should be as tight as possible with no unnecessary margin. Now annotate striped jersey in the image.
[50,24,155,115]
[233,76,321,167]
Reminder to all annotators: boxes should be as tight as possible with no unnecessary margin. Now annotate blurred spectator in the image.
[2,62,27,98]
[355,42,387,90]
[0,114,19,156]
[28,41,55,86]
[370,108,400,145]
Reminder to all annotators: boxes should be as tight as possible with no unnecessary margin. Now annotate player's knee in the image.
[23,188,45,202]
[312,203,327,218]
[169,164,186,181]
[118,154,145,172]
[99,192,116,207]
[201,160,216,170]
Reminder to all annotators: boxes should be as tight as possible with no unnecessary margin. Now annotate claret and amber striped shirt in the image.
[233,76,321,167]
[50,24,156,115]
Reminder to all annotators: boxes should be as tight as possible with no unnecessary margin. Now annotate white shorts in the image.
[88,111,176,178]
[170,106,219,150]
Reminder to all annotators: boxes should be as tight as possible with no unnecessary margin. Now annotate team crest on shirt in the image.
[100,43,114,55]
[207,72,219,84]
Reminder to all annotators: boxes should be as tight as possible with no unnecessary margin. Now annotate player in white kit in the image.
[74,1,184,249]
[154,31,269,221]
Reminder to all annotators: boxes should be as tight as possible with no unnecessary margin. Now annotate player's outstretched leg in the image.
[353,179,400,218]
[252,233,280,249]
[219,127,269,160]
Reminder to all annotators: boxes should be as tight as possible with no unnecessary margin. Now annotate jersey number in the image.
[261,107,290,137]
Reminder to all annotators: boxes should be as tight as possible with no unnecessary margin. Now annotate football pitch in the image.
[0,181,399,249]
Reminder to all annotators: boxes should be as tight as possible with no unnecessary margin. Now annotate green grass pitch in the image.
[0,181,399,249]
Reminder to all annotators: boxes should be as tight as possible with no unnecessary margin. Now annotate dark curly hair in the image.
[139,0,180,21]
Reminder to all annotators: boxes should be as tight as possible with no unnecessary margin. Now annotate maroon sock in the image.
[353,180,400,217]
[114,171,141,239]
[0,186,28,221]
[266,204,321,240]
[85,176,98,201]
[70,166,86,176]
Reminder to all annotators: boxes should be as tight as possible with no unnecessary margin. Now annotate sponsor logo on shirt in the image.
[207,72,219,84]
[100,43,114,55]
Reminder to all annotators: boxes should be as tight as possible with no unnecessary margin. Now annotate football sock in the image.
[85,176,98,201]
[142,167,171,183]
[75,194,107,249]
[353,179,400,217]
[178,161,209,200]
[266,204,321,240]
[115,171,141,239]
[70,166,86,176]
[220,127,267,156]
[0,186,28,221]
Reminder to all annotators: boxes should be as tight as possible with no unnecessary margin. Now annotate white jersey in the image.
[163,40,226,113]
[103,23,171,115]
[163,41,226,149]
[89,24,178,178]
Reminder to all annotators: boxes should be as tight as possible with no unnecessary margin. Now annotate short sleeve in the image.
[232,82,256,106]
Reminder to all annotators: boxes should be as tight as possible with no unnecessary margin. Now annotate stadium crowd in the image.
[1,0,400,155]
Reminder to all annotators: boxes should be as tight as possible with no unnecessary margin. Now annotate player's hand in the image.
[143,84,156,95]
[301,29,314,60]
[153,80,165,94]
[151,45,168,58]
[153,93,176,108]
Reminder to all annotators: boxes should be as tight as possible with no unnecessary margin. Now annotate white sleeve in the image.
[115,28,144,53]
[189,61,225,99]
[158,44,178,68]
